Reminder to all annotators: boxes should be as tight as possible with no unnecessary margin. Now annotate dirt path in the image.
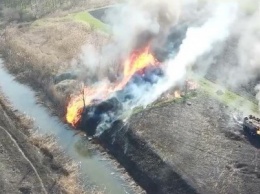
[0,126,47,194]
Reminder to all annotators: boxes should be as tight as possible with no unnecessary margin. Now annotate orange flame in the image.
[66,46,157,127]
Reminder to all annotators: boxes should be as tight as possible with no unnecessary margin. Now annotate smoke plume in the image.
[129,1,238,106]
[76,0,260,128]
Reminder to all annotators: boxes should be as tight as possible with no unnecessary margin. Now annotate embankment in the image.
[0,12,110,116]
[100,120,198,194]
[0,94,85,194]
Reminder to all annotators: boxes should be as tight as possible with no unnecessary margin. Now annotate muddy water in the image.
[0,58,133,194]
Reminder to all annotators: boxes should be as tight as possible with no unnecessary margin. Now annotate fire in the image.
[66,46,158,126]
[257,130,260,135]
[66,87,98,126]
[123,46,158,78]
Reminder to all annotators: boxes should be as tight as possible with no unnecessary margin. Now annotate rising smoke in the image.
[78,0,182,84]
[77,0,260,119]
[198,0,260,106]
[141,1,238,105]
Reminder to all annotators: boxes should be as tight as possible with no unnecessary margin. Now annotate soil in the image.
[0,96,68,194]
[100,91,260,194]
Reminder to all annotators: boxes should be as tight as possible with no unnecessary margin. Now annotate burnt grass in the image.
[99,91,260,194]
[100,120,198,194]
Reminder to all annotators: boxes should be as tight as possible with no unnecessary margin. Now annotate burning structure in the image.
[243,115,260,136]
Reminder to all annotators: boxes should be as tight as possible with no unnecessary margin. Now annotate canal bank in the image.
[0,58,140,194]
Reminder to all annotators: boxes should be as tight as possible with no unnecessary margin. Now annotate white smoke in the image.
[194,1,260,109]
[137,2,238,106]
[77,0,182,84]
[76,0,260,126]
[216,1,260,88]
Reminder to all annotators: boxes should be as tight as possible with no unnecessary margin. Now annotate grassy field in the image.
[69,11,109,32]
[32,11,108,32]
[197,77,259,115]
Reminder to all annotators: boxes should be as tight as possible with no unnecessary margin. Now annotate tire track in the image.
[0,126,47,194]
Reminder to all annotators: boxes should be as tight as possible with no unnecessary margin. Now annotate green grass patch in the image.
[31,11,109,33]
[69,11,109,32]
[197,77,259,115]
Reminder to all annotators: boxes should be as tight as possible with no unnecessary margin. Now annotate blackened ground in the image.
[100,91,260,194]
[80,97,122,136]
[100,121,198,194]
[79,67,164,136]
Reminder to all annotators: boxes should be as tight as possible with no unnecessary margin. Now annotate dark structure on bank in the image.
[243,115,260,137]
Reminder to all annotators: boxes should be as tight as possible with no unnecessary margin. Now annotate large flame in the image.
[66,46,157,127]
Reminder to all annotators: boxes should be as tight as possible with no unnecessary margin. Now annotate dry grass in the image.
[1,15,109,112]
[31,132,106,194]
[29,131,89,194]
[0,93,95,194]
[0,8,112,192]
[4,20,100,72]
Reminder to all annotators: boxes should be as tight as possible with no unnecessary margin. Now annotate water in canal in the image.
[0,58,134,194]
